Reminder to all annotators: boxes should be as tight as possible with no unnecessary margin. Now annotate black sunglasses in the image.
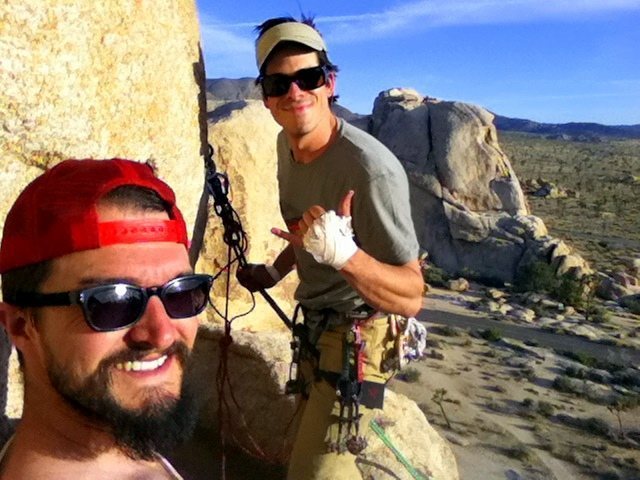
[10,274,213,332]
[260,66,329,97]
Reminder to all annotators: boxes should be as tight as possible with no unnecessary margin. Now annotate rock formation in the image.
[369,88,590,284]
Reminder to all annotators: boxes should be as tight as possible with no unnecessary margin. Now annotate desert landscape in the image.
[394,283,640,480]
[388,132,640,480]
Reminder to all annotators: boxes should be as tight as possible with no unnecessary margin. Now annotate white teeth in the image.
[116,355,167,372]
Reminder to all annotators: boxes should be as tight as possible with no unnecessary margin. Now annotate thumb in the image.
[338,190,354,217]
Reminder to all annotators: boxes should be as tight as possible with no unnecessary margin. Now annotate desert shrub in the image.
[553,375,576,394]
[429,325,461,337]
[522,398,535,408]
[587,305,611,324]
[555,274,587,309]
[582,417,612,437]
[514,261,557,293]
[565,365,588,379]
[563,350,598,368]
[537,401,555,417]
[432,388,452,428]
[521,365,536,381]
[613,371,640,388]
[422,266,450,287]
[607,394,640,436]
[623,298,640,314]
[557,414,612,437]
[396,367,421,383]
[479,328,503,342]
[506,445,533,462]
[514,262,588,308]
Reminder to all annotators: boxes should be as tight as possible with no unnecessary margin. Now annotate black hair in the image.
[255,16,339,104]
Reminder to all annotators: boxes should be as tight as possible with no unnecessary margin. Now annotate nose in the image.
[125,296,176,350]
[286,80,305,99]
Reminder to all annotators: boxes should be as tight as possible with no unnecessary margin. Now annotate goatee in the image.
[46,341,199,460]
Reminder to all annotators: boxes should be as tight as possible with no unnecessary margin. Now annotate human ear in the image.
[326,72,337,95]
[0,302,31,350]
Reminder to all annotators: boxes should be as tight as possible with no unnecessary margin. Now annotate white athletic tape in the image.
[302,210,358,270]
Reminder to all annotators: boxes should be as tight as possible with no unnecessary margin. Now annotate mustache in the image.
[100,341,191,369]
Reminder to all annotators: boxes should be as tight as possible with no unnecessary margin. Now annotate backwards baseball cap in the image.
[256,21,328,71]
[0,159,188,274]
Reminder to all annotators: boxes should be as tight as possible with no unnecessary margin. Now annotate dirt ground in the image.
[389,289,640,480]
[168,286,640,479]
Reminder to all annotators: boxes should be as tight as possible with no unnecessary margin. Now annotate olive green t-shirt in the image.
[277,119,419,313]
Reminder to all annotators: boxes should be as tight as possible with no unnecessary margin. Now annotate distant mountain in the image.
[204,78,640,140]
[205,77,261,101]
[493,114,640,140]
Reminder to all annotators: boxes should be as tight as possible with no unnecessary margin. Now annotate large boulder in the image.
[370,88,590,283]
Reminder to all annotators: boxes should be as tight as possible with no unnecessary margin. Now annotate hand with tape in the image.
[271,190,358,270]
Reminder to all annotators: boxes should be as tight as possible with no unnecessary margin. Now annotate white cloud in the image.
[196,1,640,74]
[315,0,640,43]
[197,13,256,77]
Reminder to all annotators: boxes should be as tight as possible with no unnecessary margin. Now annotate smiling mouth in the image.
[115,355,168,372]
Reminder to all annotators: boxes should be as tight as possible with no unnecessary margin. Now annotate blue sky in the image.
[196,0,640,125]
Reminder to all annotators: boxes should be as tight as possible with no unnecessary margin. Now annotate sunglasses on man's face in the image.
[260,65,329,97]
[11,274,213,332]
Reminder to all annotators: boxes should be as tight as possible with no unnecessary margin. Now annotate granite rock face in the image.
[200,101,297,331]
[370,88,590,284]
[0,1,205,229]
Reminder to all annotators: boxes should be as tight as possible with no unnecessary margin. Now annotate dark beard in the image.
[46,341,199,460]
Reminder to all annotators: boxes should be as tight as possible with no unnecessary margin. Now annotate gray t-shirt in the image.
[277,119,419,313]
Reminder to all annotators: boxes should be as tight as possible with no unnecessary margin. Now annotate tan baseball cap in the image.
[256,22,328,71]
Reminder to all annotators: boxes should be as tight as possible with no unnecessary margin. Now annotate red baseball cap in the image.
[0,159,189,273]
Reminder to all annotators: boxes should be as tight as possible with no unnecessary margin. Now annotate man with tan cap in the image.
[0,159,213,479]
[237,16,423,479]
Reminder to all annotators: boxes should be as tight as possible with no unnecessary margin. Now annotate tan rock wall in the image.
[200,101,297,332]
[0,0,205,228]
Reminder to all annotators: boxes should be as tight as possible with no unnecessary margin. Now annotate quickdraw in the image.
[328,322,368,455]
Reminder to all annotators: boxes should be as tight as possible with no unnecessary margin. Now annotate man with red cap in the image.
[0,159,212,479]
[238,16,424,480]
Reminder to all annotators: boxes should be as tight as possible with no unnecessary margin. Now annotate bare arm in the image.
[271,190,424,317]
[340,253,423,318]
[273,243,296,279]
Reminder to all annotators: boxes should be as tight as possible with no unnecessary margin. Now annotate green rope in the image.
[369,419,432,480]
